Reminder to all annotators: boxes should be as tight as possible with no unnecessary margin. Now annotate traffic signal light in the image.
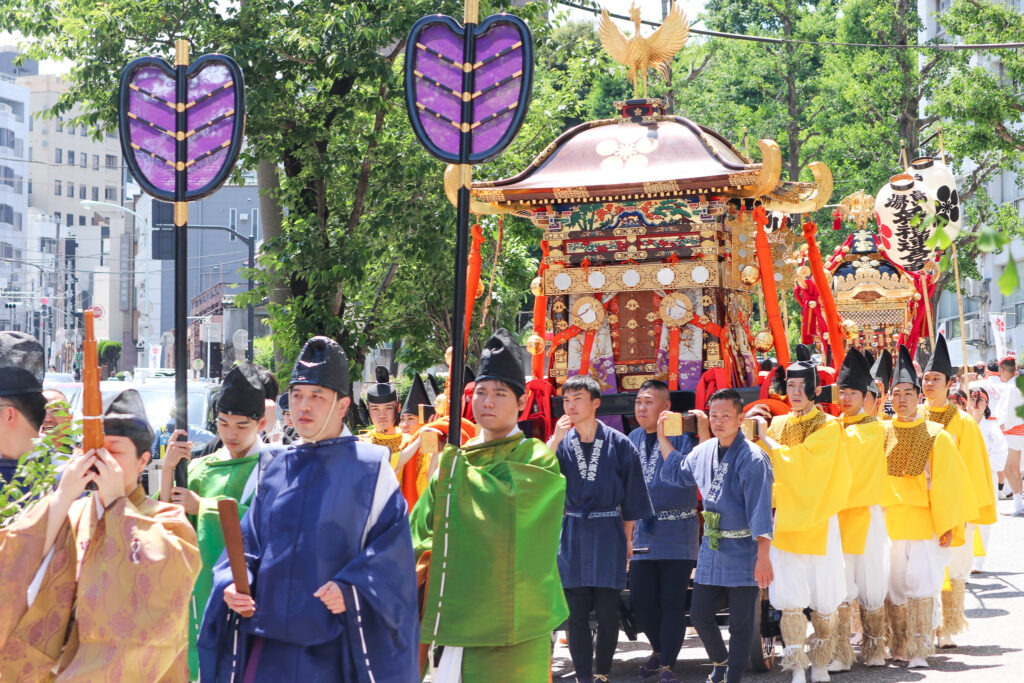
[3,302,16,309]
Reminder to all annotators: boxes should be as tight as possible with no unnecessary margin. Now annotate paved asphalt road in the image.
[552,494,1024,682]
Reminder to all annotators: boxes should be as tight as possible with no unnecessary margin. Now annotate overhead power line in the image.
[559,1,1024,51]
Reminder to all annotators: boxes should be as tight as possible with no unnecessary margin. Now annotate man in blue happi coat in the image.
[548,374,654,683]
[627,380,703,683]
[660,388,775,683]
[198,336,420,682]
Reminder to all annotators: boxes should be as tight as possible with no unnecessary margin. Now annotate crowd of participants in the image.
[0,328,1018,683]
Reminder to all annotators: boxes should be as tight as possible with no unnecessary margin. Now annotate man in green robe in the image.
[160,362,269,677]
[410,329,568,682]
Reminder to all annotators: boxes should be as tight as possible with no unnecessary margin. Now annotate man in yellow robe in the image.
[831,348,893,670]
[0,389,200,681]
[919,335,995,647]
[885,346,977,670]
[750,361,851,683]
[359,365,410,472]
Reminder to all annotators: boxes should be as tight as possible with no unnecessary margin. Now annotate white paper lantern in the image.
[908,156,961,242]
[875,173,936,273]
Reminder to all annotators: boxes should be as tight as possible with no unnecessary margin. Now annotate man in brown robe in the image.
[0,389,200,681]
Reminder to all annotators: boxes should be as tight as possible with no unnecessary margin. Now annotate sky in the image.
[4,1,708,77]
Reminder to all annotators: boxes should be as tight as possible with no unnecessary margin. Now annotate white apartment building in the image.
[18,73,128,363]
[0,72,30,334]
[920,0,1024,365]
[24,208,60,359]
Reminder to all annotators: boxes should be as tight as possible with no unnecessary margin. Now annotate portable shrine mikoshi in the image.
[795,226,923,359]
[454,97,833,437]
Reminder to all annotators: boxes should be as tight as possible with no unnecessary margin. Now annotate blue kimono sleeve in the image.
[331,467,420,682]
[619,440,656,521]
[740,446,775,539]
[660,448,698,489]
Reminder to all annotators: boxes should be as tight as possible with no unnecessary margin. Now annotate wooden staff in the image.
[81,310,104,490]
[218,499,254,617]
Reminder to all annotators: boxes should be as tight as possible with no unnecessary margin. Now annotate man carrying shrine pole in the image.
[660,388,774,683]
[548,374,654,683]
[628,380,703,682]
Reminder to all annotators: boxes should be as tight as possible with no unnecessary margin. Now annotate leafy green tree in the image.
[2,0,560,378]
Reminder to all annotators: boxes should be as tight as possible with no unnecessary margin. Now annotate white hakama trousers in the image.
[976,471,998,571]
[888,538,951,604]
[947,524,976,582]
[843,505,891,611]
[770,515,846,613]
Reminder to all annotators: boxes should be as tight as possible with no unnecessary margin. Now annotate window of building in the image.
[67,150,75,165]
[0,129,14,150]
[56,118,63,132]
[104,186,117,201]
[105,154,117,170]
[91,186,99,201]
[79,215,86,226]
[92,154,99,170]
[53,211,61,223]
[66,214,73,227]
[229,208,238,241]
[79,184,86,200]
[40,237,57,254]
[80,125,87,137]
[251,207,260,239]
[67,182,75,198]
[54,180,62,196]
[0,203,13,225]
[54,148,62,164]
[79,153,87,168]
[0,165,17,191]
[27,181,31,195]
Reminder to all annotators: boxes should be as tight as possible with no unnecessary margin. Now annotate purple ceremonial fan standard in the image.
[405,13,533,164]
[119,54,245,201]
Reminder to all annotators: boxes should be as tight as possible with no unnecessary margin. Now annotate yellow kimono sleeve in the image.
[951,412,997,525]
[929,430,978,542]
[770,419,852,555]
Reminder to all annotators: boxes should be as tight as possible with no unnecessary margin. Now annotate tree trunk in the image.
[256,159,288,366]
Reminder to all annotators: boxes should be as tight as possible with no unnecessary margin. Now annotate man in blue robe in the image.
[627,379,702,683]
[660,388,775,683]
[198,336,420,682]
[548,374,654,683]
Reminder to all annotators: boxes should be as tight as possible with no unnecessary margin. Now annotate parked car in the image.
[68,380,221,450]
